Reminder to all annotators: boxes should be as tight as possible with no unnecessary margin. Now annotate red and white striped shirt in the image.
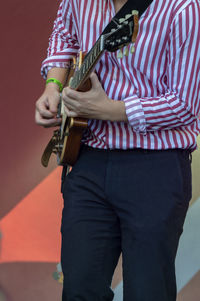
[41,0,200,150]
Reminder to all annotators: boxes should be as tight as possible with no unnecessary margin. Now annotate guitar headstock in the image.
[103,10,139,53]
[69,10,139,90]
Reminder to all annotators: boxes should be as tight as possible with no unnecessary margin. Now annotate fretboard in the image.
[70,36,104,90]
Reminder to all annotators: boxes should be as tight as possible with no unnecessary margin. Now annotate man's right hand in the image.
[35,84,62,128]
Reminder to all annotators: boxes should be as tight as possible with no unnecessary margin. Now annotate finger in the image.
[66,110,78,118]
[64,106,78,118]
[63,87,82,101]
[37,107,55,118]
[35,110,61,127]
[36,100,55,118]
[43,119,61,128]
[68,111,78,117]
[90,72,101,89]
[37,117,61,127]
[62,95,80,110]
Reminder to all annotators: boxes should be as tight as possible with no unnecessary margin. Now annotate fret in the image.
[71,38,104,90]
[90,55,93,65]
[85,59,89,71]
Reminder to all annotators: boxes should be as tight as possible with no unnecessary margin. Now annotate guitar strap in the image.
[118,0,153,18]
[102,0,153,34]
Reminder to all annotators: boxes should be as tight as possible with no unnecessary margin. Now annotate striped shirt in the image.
[41,0,200,150]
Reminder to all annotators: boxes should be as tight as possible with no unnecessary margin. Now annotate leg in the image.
[61,148,121,301]
[107,149,192,301]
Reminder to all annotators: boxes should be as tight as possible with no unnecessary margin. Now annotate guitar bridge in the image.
[53,143,64,153]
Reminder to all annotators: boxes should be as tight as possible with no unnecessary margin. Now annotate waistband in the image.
[81,144,192,154]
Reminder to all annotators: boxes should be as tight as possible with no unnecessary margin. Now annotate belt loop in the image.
[61,165,71,193]
[189,152,192,164]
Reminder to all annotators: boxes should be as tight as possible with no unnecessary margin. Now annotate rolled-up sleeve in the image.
[124,2,200,134]
[41,0,79,78]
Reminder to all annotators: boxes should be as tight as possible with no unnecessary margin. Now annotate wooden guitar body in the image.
[57,61,91,166]
[58,116,88,166]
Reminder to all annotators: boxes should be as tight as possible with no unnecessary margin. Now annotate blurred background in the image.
[0,0,200,300]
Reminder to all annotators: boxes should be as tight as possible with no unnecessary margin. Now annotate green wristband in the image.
[46,78,63,92]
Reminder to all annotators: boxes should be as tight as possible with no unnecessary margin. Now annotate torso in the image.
[43,0,200,150]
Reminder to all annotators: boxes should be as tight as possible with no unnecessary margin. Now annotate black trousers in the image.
[61,146,192,301]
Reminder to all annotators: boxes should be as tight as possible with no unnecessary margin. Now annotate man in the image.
[35,0,200,300]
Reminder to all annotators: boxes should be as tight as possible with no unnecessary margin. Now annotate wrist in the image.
[46,78,63,92]
[45,81,60,92]
[106,99,128,122]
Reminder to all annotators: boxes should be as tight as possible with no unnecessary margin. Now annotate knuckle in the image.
[35,101,40,109]
[76,94,81,101]
[39,109,44,116]
[64,87,70,95]
[76,102,81,109]
[36,119,42,126]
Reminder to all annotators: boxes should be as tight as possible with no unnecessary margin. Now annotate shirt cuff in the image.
[124,95,146,133]
[41,59,72,79]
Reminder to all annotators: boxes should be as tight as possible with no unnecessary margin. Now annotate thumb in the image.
[48,93,61,114]
[90,72,101,89]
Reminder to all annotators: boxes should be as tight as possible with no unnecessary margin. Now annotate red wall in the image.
[0,1,63,300]
[0,0,60,218]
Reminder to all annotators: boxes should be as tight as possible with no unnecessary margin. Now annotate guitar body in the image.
[58,60,91,166]
[58,116,88,166]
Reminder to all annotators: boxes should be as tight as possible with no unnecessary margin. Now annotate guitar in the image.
[41,10,139,167]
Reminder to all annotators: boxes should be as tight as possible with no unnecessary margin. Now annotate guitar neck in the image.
[70,36,105,90]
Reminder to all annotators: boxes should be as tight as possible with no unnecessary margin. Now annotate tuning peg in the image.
[122,36,128,42]
[125,14,132,20]
[117,49,123,59]
[132,10,139,16]
[119,18,125,23]
[123,46,129,56]
[130,44,135,53]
